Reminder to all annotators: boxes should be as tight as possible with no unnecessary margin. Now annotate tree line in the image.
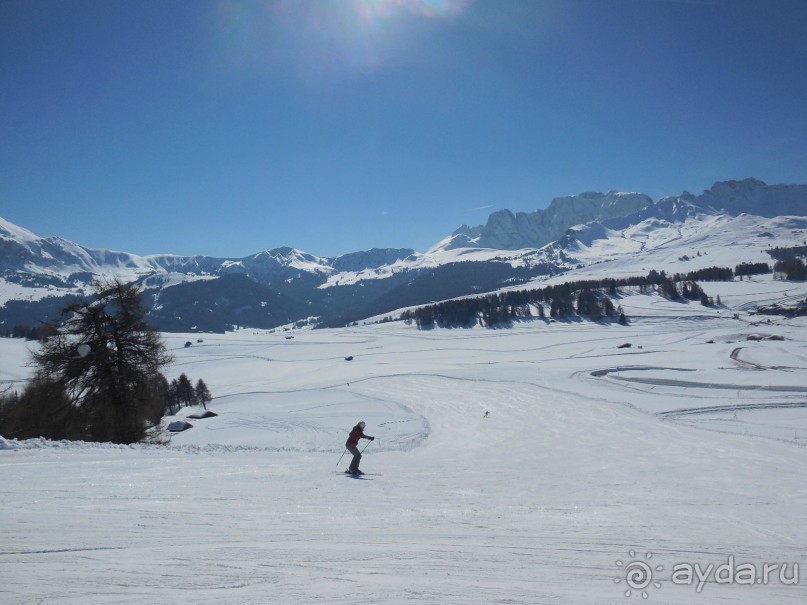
[401,269,728,329]
[166,373,212,415]
[735,262,772,278]
[773,259,807,281]
[0,280,212,444]
[766,245,807,262]
[0,325,51,340]
[767,246,807,280]
[399,253,807,330]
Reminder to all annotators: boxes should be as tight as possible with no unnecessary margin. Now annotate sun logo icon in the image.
[614,550,664,599]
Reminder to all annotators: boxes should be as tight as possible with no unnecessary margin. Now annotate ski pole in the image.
[336,448,348,467]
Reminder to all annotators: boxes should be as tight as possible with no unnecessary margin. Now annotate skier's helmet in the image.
[358,421,366,429]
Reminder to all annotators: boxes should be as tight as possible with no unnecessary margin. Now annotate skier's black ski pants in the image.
[347,445,361,472]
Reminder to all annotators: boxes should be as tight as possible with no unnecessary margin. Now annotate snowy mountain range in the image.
[1,178,805,332]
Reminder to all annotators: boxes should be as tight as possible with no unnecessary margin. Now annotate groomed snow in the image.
[2,276,807,604]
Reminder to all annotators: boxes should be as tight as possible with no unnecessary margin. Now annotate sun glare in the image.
[351,0,468,21]
[212,0,468,84]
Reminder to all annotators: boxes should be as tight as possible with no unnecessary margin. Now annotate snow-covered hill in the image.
[562,213,807,280]
[2,270,807,604]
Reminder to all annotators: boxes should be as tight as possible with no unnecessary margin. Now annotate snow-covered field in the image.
[2,276,807,604]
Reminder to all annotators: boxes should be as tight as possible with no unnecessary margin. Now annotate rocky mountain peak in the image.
[443,190,652,251]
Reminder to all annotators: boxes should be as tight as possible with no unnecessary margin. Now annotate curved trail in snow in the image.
[590,366,807,393]
[659,401,807,418]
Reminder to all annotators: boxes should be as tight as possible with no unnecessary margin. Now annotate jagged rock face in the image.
[642,179,807,223]
[449,191,652,250]
[696,178,807,217]
[446,179,806,253]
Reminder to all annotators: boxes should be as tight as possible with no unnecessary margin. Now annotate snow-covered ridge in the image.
[0,216,40,244]
[0,220,412,286]
[2,178,804,287]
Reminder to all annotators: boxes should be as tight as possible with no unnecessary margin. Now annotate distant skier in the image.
[345,421,374,475]
[484,411,489,418]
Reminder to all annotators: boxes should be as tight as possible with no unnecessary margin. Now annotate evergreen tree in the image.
[27,279,172,444]
[176,373,195,407]
[0,375,74,440]
[167,379,180,415]
[195,378,212,410]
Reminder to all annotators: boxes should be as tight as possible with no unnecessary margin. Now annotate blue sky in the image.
[2,0,806,258]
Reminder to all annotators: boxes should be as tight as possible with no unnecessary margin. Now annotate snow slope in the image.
[2,276,807,604]
[562,213,807,279]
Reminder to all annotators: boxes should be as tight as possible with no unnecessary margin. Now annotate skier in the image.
[345,421,374,475]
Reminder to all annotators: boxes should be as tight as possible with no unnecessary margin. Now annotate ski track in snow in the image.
[2,285,807,604]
